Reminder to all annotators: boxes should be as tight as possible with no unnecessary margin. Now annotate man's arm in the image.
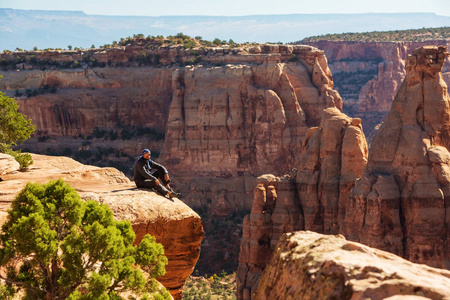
[148,160,168,174]
[136,159,157,181]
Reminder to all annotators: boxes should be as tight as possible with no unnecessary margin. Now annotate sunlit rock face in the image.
[345,45,450,269]
[255,231,450,300]
[0,44,342,217]
[238,45,450,300]
[236,107,368,299]
[161,47,342,216]
[305,40,450,140]
[0,154,203,300]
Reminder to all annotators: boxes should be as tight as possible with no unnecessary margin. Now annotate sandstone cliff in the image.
[0,154,203,300]
[256,231,450,300]
[345,45,450,269]
[297,107,368,234]
[162,51,341,216]
[0,43,342,217]
[236,107,368,299]
[237,45,450,300]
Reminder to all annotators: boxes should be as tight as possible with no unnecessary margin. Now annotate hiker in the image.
[134,149,181,198]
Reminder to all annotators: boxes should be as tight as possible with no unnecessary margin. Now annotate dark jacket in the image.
[133,156,168,183]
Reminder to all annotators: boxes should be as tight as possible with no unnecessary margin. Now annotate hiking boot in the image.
[168,191,181,199]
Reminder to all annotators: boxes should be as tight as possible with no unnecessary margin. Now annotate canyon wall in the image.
[237,107,368,299]
[237,45,450,299]
[305,40,450,140]
[0,43,342,216]
[0,43,342,275]
[345,45,450,269]
[162,51,342,215]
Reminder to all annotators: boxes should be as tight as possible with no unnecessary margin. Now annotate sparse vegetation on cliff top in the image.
[116,33,241,49]
[300,26,450,43]
[182,271,236,300]
[1,33,279,70]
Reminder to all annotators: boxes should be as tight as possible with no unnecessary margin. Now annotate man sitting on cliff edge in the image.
[134,149,181,199]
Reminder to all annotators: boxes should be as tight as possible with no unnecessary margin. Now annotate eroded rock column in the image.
[345,45,450,268]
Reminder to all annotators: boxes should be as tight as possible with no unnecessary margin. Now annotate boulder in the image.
[0,153,20,175]
[255,231,450,300]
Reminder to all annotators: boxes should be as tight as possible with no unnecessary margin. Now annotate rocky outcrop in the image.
[237,45,450,300]
[236,174,290,300]
[236,107,368,299]
[0,153,19,176]
[255,231,450,300]
[345,45,450,269]
[3,67,174,137]
[306,40,450,111]
[0,154,203,300]
[297,107,368,234]
[357,43,407,112]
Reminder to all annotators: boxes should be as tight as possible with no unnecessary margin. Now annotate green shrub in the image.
[0,179,169,299]
[11,150,32,170]
[288,54,299,62]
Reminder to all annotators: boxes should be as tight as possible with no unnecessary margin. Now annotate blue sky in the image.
[2,0,450,16]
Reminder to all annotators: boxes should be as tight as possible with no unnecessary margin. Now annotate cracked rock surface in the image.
[255,231,450,300]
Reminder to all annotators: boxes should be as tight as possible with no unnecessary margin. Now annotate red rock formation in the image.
[305,40,450,140]
[236,174,304,300]
[2,67,174,137]
[344,45,450,269]
[236,107,368,299]
[358,43,407,112]
[0,42,344,282]
[236,175,279,300]
[0,154,203,300]
[161,48,341,216]
[297,107,368,234]
[255,231,450,300]
[0,44,342,217]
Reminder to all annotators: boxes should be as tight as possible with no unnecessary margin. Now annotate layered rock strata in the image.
[0,42,344,281]
[236,107,368,299]
[255,231,450,300]
[345,45,450,269]
[0,154,203,300]
[297,107,368,234]
[162,54,342,214]
[236,174,301,300]
[306,40,450,112]
[0,44,342,216]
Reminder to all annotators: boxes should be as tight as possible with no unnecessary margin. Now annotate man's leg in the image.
[136,179,170,196]
[152,169,170,186]
[151,170,181,198]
